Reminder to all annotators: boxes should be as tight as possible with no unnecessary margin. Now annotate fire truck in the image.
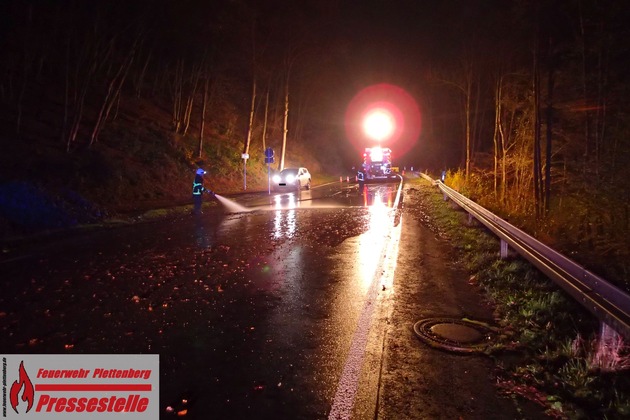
[362,146,394,180]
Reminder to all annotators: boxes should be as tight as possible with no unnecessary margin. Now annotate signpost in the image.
[242,153,249,190]
[264,147,274,194]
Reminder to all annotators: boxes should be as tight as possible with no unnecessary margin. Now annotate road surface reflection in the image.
[358,191,394,291]
[274,193,297,239]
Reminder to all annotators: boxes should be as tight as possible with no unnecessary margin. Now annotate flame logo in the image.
[10,361,35,414]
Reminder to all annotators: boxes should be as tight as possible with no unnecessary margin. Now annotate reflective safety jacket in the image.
[192,175,205,195]
[357,171,365,182]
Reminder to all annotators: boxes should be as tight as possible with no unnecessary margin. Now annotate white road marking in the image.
[328,209,402,419]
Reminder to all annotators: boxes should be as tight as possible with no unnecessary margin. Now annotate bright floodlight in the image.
[363,109,394,141]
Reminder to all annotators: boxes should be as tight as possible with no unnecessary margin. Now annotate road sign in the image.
[265,147,275,194]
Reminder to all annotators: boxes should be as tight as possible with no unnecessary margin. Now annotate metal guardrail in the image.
[419,173,630,339]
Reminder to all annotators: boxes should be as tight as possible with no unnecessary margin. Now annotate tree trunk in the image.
[197,76,209,159]
[182,63,201,136]
[182,95,194,135]
[262,87,269,151]
[65,40,99,152]
[172,60,184,133]
[545,59,554,214]
[244,76,257,156]
[465,72,472,180]
[280,72,289,171]
[499,107,507,206]
[493,78,501,198]
[533,42,543,218]
[89,39,137,147]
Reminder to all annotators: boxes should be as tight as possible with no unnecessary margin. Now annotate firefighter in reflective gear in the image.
[192,168,213,214]
[357,170,365,193]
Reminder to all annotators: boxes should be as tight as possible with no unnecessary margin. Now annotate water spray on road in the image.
[213,194,251,213]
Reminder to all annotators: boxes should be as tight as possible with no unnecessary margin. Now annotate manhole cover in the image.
[413,318,496,354]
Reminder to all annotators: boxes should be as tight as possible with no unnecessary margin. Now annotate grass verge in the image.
[407,177,630,419]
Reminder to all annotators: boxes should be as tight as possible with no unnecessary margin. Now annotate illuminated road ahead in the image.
[1,179,403,419]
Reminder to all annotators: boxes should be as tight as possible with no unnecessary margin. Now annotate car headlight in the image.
[272,175,281,183]
[286,175,295,183]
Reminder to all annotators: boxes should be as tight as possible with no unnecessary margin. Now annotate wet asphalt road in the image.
[0,179,403,419]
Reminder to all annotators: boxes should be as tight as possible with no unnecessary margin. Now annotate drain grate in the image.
[413,317,497,354]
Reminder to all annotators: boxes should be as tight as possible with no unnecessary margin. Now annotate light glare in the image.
[363,109,394,141]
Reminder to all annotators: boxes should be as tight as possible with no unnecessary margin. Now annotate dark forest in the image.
[1,0,629,289]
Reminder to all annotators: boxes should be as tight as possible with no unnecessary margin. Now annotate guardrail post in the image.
[500,239,508,259]
[592,322,624,370]
[468,213,473,225]
[443,192,448,201]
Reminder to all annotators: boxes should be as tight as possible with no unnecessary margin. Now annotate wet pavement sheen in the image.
[1,181,402,419]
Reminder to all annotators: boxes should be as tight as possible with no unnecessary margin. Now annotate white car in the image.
[272,167,311,190]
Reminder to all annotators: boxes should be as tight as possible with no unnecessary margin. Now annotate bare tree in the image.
[89,33,142,147]
[438,51,481,181]
[533,34,544,218]
[261,87,270,151]
[544,44,555,214]
[491,69,532,209]
[280,65,290,171]
[492,78,502,198]
[63,19,117,151]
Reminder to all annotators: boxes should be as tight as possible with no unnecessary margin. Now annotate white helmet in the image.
[196,168,206,175]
